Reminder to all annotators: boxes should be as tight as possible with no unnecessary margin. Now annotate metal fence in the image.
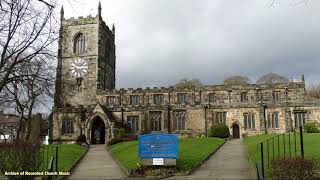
[256,126,304,180]
[38,145,59,172]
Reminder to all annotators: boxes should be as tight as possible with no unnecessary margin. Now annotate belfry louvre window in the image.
[62,119,74,134]
[74,33,85,54]
[177,93,187,104]
[153,94,164,105]
[240,92,248,102]
[150,111,162,131]
[130,95,140,105]
[244,114,255,130]
[215,112,227,124]
[272,91,280,101]
[268,112,279,129]
[294,112,307,128]
[127,116,139,133]
[174,111,187,131]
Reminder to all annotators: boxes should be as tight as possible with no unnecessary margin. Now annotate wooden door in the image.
[232,124,240,139]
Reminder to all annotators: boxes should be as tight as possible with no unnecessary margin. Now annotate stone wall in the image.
[92,82,317,137]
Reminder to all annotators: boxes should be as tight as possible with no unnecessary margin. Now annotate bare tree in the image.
[223,75,251,85]
[2,56,55,140]
[257,73,289,84]
[307,83,320,99]
[175,78,203,89]
[0,0,58,95]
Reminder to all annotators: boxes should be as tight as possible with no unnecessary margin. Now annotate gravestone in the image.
[138,133,178,166]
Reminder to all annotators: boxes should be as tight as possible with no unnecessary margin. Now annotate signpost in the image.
[138,133,178,166]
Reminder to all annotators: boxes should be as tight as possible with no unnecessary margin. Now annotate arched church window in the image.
[74,33,85,54]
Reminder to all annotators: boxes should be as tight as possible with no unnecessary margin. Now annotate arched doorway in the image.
[91,117,105,144]
[232,124,240,139]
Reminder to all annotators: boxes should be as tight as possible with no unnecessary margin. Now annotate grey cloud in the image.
[60,0,320,88]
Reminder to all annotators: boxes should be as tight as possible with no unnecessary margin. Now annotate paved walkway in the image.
[67,144,126,180]
[0,176,8,180]
[169,139,254,180]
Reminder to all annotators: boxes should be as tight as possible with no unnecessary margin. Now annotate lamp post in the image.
[256,87,260,102]
[204,105,209,137]
[227,88,232,104]
[284,86,288,103]
[167,104,171,133]
[258,88,267,134]
[263,103,267,134]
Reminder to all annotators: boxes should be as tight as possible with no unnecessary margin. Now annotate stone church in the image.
[51,3,320,144]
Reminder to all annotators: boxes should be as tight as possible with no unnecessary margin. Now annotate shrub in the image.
[242,132,248,138]
[0,140,41,178]
[209,123,230,138]
[118,128,126,138]
[108,138,124,146]
[107,135,137,146]
[304,122,320,133]
[269,157,316,179]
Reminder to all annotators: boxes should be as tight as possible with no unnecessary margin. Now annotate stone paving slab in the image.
[67,144,126,180]
[168,139,254,180]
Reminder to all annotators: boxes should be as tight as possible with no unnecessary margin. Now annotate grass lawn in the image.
[243,133,320,174]
[108,137,225,173]
[40,144,88,171]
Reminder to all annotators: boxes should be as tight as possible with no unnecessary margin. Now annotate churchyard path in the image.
[67,144,126,180]
[168,139,254,179]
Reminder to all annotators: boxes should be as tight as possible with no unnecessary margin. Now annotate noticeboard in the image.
[138,133,178,159]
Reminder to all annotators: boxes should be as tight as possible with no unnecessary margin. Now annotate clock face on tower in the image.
[70,58,88,78]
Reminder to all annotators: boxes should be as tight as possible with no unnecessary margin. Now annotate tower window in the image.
[74,33,86,54]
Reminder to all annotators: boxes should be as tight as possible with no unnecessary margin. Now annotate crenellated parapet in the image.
[61,15,99,26]
[95,82,307,111]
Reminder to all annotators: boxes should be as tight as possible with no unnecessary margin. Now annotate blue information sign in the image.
[138,133,178,159]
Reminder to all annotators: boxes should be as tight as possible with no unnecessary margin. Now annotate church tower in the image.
[54,2,116,107]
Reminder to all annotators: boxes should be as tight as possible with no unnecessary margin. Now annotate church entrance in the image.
[91,117,105,144]
[232,124,240,139]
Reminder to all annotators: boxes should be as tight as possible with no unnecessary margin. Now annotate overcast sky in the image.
[59,0,320,88]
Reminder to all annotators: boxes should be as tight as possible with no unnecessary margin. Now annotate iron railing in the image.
[38,145,59,172]
[256,126,304,179]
